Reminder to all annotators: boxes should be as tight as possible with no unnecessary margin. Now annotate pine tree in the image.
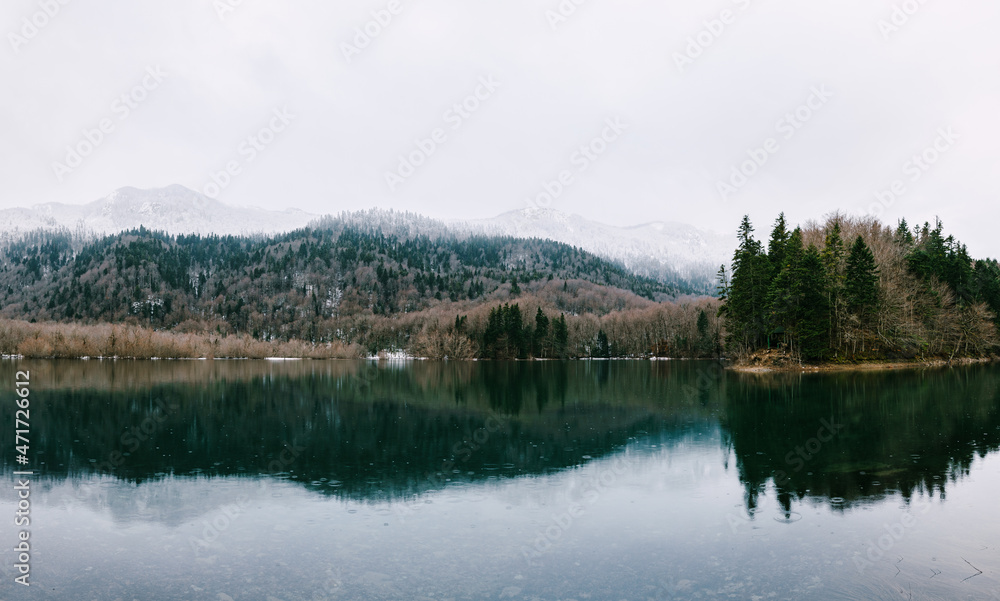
[595,329,611,358]
[533,307,550,358]
[553,314,569,358]
[767,228,804,350]
[894,218,914,247]
[795,246,831,361]
[696,309,713,357]
[821,220,846,350]
[715,265,729,301]
[845,235,880,325]
[767,213,790,277]
[722,216,771,354]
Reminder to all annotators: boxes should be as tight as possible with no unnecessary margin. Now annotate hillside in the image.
[0,219,723,357]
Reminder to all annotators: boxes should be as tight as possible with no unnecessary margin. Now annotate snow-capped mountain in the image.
[456,208,734,293]
[0,185,317,237]
[0,185,732,292]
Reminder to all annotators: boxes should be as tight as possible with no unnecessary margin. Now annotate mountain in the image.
[456,208,735,294]
[0,185,317,238]
[0,185,731,292]
[0,219,684,355]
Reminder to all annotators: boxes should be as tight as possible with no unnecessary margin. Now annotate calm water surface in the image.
[2,359,1000,600]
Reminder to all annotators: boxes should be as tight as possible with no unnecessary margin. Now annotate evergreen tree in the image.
[721,216,771,353]
[894,218,914,247]
[795,246,831,361]
[715,264,729,301]
[972,260,1000,330]
[767,213,790,277]
[821,220,846,349]
[595,329,611,358]
[844,235,880,326]
[696,309,713,357]
[553,314,569,358]
[532,307,550,358]
[767,228,804,350]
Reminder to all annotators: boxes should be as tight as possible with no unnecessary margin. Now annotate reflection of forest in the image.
[3,359,999,508]
[722,365,1000,515]
[0,359,724,500]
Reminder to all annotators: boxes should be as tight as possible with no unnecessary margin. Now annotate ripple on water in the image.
[774,511,802,524]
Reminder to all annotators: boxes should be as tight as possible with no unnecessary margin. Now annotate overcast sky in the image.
[2,1,999,256]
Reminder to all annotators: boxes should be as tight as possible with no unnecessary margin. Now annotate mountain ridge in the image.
[0,185,732,291]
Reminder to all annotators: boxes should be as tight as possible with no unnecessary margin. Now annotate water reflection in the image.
[1,359,720,504]
[722,366,1000,515]
[3,359,1000,511]
[3,359,1000,600]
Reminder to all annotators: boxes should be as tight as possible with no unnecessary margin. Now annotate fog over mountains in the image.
[0,185,733,293]
[0,185,316,238]
[457,208,733,292]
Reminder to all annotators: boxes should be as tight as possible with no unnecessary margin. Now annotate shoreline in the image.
[728,356,998,373]
[1,354,718,362]
[3,353,995,371]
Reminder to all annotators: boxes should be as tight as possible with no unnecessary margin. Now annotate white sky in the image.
[2,0,999,256]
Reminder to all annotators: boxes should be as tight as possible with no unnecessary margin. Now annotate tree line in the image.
[719,213,1000,363]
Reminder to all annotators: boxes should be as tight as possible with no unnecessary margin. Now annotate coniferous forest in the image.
[718,213,1000,364]
[0,220,721,359]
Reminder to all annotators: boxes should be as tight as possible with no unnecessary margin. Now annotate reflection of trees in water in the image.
[720,366,1000,516]
[6,359,996,510]
[0,359,722,501]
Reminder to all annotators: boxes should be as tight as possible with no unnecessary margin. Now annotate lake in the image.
[2,359,999,600]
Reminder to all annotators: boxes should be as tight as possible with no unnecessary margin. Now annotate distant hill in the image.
[0,185,731,292]
[0,219,680,348]
[457,208,732,294]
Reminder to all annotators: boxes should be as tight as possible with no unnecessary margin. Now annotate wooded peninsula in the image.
[719,213,1000,367]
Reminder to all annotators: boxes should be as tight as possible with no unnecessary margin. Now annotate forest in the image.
[719,212,1000,363]
[0,220,720,359]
